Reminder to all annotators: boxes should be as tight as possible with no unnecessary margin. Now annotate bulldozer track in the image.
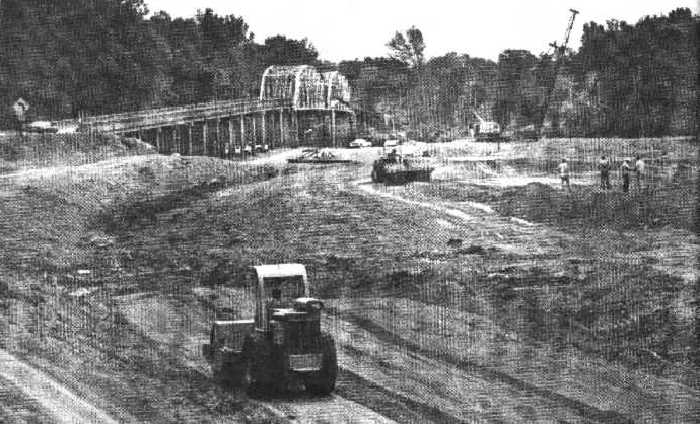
[0,349,121,424]
[325,308,633,424]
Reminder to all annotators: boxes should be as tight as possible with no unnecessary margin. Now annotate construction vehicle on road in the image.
[371,150,434,184]
[202,264,337,395]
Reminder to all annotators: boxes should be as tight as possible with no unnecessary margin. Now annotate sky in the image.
[146,0,697,62]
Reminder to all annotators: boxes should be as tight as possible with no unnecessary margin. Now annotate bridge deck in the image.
[57,97,352,134]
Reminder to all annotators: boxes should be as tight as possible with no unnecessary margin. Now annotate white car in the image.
[25,121,58,133]
[383,139,400,148]
[349,138,372,148]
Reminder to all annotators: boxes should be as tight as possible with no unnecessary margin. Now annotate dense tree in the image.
[0,4,695,137]
[0,1,319,125]
[260,35,319,67]
[387,26,425,67]
[565,8,698,136]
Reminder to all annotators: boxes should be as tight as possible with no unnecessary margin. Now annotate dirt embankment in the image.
[0,132,154,173]
[0,152,285,423]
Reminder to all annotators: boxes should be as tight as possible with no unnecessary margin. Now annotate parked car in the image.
[24,121,59,133]
[348,138,372,148]
[383,139,400,148]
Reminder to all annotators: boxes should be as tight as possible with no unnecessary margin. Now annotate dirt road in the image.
[112,285,699,423]
[0,349,121,424]
[114,293,400,423]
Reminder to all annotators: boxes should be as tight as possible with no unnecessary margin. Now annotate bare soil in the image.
[0,135,697,423]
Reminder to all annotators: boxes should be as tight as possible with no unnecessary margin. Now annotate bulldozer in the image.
[371,150,434,185]
[202,264,337,395]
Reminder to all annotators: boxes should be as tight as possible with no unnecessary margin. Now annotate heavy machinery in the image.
[471,110,505,142]
[287,148,352,164]
[202,264,337,395]
[540,8,579,136]
[371,150,434,184]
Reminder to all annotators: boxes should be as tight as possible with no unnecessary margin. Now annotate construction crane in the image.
[471,110,502,142]
[550,9,579,61]
[540,8,579,136]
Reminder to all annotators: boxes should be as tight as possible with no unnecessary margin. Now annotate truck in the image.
[202,264,337,395]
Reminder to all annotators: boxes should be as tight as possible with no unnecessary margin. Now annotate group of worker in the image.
[557,155,646,193]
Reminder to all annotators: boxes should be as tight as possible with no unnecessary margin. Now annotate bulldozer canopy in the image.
[253,264,308,280]
[252,264,310,330]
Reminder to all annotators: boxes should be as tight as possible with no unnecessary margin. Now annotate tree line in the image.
[0,0,320,126]
[0,2,696,137]
[341,7,696,138]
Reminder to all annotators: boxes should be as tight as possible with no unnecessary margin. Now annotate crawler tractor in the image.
[202,264,337,395]
[371,152,434,185]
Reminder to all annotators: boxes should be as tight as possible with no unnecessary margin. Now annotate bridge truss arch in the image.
[260,65,352,112]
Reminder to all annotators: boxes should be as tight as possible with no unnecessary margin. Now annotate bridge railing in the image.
[55,96,352,134]
[57,98,293,132]
[79,99,251,123]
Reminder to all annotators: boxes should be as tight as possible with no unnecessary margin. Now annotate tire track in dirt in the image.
[0,349,120,424]
[326,308,631,424]
[325,313,593,423]
[335,370,466,424]
[114,293,402,424]
[263,394,397,424]
[350,179,561,257]
[0,375,56,424]
[117,291,509,423]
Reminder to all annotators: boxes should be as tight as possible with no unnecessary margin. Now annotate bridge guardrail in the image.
[55,97,352,134]
[58,98,293,133]
[87,98,286,124]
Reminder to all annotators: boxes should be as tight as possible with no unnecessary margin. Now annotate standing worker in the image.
[598,155,611,190]
[634,155,645,190]
[620,159,632,193]
[388,148,399,163]
[557,158,570,191]
[13,98,29,138]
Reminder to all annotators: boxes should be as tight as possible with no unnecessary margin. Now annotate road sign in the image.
[13,98,29,122]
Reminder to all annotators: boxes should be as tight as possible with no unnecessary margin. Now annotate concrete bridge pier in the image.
[171,126,177,153]
[331,110,337,147]
[239,115,246,149]
[155,128,162,152]
[260,112,266,148]
[278,109,284,146]
[113,105,349,156]
[188,123,193,155]
[202,121,208,156]
[251,115,257,147]
[292,111,299,147]
[228,118,235,153]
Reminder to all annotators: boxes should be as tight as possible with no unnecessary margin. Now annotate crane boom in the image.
[561,9,579,55]
[540,8,579,135]
[472,110,486,124]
